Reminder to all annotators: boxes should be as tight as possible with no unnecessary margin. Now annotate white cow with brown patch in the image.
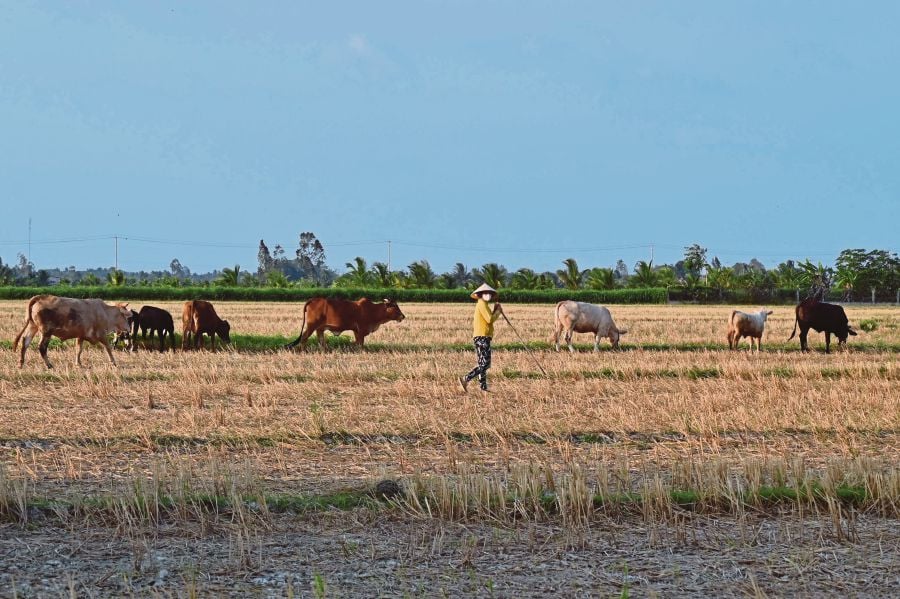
[552,301,627,352]
[13,295,132,368]
[727,309,773,352]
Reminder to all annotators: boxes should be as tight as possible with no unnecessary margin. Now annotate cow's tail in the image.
[548,301,565,342]
[12,296,42,351]
[285,300,312,349]
[787,306,799,341]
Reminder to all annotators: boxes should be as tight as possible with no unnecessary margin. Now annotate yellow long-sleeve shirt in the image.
[472,299,500,337]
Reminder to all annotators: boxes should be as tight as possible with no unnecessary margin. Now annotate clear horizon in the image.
[2,2,897,275]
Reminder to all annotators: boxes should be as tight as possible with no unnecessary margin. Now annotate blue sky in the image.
[1,1,897,274]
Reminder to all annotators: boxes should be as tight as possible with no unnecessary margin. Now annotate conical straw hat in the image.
[470,283,498,300]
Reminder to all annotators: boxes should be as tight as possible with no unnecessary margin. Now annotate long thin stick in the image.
[500,311,548,377]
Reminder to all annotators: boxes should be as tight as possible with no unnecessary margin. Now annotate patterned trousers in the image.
[464,336,492,390]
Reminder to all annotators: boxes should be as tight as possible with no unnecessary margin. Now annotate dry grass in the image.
[0,300,898,595]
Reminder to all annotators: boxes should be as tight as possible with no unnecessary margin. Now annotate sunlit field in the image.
[1,300,898,596]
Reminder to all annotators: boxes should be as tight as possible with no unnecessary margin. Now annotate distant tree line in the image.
[2,236,897,302]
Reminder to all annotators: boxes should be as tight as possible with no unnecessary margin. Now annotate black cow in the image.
[136,305,176,352]
[113,310,140,351]
[788,299,857,353]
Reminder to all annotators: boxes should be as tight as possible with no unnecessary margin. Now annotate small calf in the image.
[727,309,773,352]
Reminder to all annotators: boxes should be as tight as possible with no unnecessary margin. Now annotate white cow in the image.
[727,309,773,352]
[552,301,627,352]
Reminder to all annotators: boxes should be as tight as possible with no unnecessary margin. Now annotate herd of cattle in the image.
[11,294,859,369]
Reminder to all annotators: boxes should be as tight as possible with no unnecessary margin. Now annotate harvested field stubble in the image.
[0,300,898,596]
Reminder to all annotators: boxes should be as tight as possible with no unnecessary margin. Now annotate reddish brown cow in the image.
[13,295,132,368]
[285,297,405,350]
[181,300,231,350]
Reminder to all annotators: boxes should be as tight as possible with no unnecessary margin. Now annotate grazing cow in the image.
[727,309,773,352]
[788,298,857,353]
[13,295,132,368]
[134,305,176,352]
[113,309,140,351]
[552,301,627,352]
[284,297,405,350]
[181,300,231,350]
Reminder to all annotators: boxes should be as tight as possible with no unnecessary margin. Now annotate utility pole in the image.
[114,236,118,271]
[650,244,654,264]
[387,240,392,272]
[27,217,31,263]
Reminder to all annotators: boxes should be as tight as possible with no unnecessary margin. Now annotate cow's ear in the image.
[848,328,857,336]
[767,310,773,315]
[383,298,390,304]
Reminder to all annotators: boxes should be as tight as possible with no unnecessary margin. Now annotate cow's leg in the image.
[18,325,38,367]
[354,331,365,347]
[317,330,327,350]
[38,333,53,369]
[756,336,762,352]
[75,338,85,367]
[210,333,216,352]
[593,332,601,353]
[566,329,575,353]
[727,330,734,350]
[799,326,810,352]
[197,332,204,350]
[824,331,831,354]
[159,329,167,352]
[100,338,117,366]
[733,334,741,350]
[552,326,561,352]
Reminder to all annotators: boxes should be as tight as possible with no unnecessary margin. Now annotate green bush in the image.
[0,286,668,304]
[859,319,878,332]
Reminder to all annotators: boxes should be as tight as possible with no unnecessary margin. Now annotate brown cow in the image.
[285,297,405,350]
[181,300,231,350]
[13,295,132,368]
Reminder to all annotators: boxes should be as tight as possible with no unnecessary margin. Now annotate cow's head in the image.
[382,298,405,322]
[609,327,627,349]
[217,320,231,343]
[113,303,132,334]
[836,325,857,345]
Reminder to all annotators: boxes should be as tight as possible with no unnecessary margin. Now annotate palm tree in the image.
[106,269,126,287]
[706,265,734,299]
[586,267,616,290]
[773,261,802,289]
[344,257,372,287]
[537,272,558,289]
[370,262,392,287]
[438,273,457,289]
[655,265,678,288]
[218,264,241,286]
[511,268,540,290]
[266,270,290,288]
[449,263,471,288]
[834,265,859,301]
[473,263,508,288]
[799,259,833,299]
[81,273,102,286]
[556,258,587,290]
[407,260,437,288]
[630,260,658,288]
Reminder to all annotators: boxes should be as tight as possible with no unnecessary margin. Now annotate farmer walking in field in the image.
[458,283,503,393]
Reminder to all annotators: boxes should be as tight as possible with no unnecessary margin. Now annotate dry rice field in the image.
[0,300,898,597]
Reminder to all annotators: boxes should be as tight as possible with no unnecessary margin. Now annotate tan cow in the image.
[13,295,132,368]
